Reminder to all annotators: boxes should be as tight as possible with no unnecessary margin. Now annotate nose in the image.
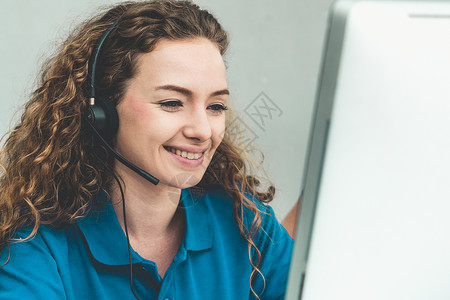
[183,106,212,142]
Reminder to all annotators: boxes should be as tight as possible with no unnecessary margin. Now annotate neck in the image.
[109,164,182,240]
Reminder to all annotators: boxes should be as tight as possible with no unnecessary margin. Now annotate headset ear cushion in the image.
[94,96,119,139]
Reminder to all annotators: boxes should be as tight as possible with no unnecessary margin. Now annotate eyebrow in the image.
[155,85,230,97]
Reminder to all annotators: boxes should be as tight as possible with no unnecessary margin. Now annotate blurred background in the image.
[0,0,335,220]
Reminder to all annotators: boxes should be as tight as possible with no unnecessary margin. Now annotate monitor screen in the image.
[286,1,450,299]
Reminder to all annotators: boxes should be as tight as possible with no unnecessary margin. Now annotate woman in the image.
[0,1,293,299]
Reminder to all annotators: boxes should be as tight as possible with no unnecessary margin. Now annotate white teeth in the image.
[167,147,203,160]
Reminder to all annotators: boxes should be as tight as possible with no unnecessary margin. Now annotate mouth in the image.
[164,146,204,160]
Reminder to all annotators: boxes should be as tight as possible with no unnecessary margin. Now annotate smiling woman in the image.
[0,1,293,299]
[114,39,228,190]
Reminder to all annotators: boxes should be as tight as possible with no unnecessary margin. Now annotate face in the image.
[114,38,228,189]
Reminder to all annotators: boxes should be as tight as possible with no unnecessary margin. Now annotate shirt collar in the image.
[76,191,142,266]
[181,188,213,252]
[77,189,213,266]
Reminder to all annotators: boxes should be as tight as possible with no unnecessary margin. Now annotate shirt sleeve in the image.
[250,204,294,300]
[0,229,66,299]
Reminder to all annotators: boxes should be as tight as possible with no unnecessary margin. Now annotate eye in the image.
[207,103,228,114]
[159,100,183,111]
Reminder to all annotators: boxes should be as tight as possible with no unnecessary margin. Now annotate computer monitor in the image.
[285,1,450,299]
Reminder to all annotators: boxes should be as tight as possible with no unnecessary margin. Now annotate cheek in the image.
[119,100,169,135]
[117,99,146,131]
[125,99,149,121]
[116,103,162,152]
[211,116,226,147]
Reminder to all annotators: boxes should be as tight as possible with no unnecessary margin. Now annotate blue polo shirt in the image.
[0,188,293,299]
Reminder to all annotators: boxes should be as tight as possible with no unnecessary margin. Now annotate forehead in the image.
[134,38,227,86]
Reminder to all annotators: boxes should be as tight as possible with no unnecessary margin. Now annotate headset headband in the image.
[89,17,122,102]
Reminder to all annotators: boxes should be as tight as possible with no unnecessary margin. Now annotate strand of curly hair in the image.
[0,1,275,298]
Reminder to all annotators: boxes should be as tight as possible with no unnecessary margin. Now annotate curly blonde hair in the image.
[0,0,274,298]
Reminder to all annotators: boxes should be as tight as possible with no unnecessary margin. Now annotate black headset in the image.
[86,18,159,185]
[87,18,120,139]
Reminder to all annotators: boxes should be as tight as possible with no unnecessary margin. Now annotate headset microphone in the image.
[86,17,159,185]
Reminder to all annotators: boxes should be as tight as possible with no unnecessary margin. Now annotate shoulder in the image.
[191,185,271,213]
[1,225,70,262]
[197,186,294,299]
[0,225,70,298]
[199,187,294,299]
[200,187,286,231]
[188,186,292,249]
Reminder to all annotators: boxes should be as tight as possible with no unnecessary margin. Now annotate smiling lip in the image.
[164,146,206,160]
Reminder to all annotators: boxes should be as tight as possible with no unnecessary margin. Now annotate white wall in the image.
[0,0,335,219]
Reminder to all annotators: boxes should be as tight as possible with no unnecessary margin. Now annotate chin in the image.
[164,171,204,189]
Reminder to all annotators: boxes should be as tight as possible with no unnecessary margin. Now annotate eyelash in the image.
[208,103,228,113]
[159,100,228,113]
[159,100,182,111]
